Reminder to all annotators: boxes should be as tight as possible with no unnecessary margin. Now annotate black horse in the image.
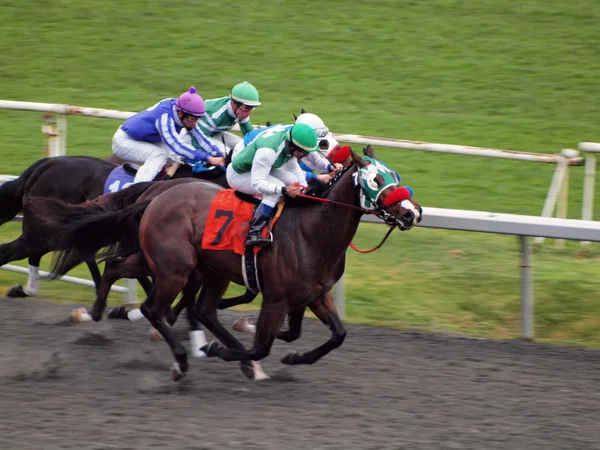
[0,155,228,298]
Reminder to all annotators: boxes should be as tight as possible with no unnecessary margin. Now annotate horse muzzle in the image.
[395,202,422,230]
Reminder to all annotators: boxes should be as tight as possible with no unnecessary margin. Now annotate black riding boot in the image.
[245,210,272,247]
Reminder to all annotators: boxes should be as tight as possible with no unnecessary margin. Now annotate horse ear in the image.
[301,108,307,114]
[292,113,298,121]
[266,121,272,127]
[350,149,368,168]
[363,144,378,159]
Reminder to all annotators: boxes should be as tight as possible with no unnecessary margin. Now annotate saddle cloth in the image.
[103,164,137,195]
[202,190,282,255]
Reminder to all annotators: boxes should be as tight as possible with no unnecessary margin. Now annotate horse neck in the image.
[299,167,363,253]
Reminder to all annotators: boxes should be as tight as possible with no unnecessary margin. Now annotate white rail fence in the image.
[1,100,600,339]
[355,209,600,340]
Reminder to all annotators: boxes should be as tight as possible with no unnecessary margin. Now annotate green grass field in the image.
[1,0,600,346]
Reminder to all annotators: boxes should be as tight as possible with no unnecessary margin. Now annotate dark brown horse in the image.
[146,149,420,379]
[0,155,229,298]
[33,147,420,381]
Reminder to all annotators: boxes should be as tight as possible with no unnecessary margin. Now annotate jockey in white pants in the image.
[112,86,225,183]
[179,81,261,156]
[227,122,343,247]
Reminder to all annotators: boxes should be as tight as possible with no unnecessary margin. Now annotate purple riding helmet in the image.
[175,86,206,116]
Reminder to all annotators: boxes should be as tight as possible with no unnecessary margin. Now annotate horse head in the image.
[350,145,422,230]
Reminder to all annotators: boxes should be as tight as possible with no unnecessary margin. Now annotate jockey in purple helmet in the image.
[112,86,226,183]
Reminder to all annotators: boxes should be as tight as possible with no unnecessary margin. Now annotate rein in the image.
[295,192,396,253]
[296,192,376,215]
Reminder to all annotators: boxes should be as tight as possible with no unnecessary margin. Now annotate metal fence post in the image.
[334,276,346,320]
[578,142,600,247]
[521,236,534,340]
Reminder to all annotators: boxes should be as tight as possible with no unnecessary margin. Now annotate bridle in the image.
[296,165,410,252]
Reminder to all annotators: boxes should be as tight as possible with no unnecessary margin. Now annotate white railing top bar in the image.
[0,100,583,166]
[362,207,600,242]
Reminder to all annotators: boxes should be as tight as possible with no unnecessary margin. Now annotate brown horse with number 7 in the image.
[131,146,421,380]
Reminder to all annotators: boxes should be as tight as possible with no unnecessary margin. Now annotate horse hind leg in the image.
[140,276,190,381]
[1,238,44,297]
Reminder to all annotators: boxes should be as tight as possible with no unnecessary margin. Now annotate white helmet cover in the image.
[295,113,329,139]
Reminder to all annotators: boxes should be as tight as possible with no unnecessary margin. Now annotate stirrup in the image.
[245,231,273,247]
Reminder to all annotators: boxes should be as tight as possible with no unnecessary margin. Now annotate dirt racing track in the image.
[0,297,599,450]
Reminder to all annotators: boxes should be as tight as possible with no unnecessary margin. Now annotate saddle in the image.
[122,162,140,176]
[201,190,284,294]
[202,190,282,255]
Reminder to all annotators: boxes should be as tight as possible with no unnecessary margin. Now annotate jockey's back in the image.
[121,99,180,143]
[232,125,295,174]
[198,97,254,137]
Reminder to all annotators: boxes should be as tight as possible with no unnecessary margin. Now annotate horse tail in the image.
[96,181,154,211]
[53,199,151,278]
[23,196,151,277]
[0,158,50,225]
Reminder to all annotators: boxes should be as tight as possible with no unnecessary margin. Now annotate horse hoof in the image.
[149,328,163,341]
[281,350,298,365]
[239,361,270,380]
[170,362,186,382]
[239,361,255,379]
[201,340,220,357]
[6,284,31,298]
[106,306,127,320]
[232,317,256,334]
[252,361,270,381]
[70,307,92,323]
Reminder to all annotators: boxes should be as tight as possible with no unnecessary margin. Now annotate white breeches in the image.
[226,164,298,208]
[112,128,178,183]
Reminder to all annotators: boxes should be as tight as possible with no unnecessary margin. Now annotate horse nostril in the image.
[401,210,415,223]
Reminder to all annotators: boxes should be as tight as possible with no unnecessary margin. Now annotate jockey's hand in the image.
[207,156,226,167]
[283,183,302,198]
[317,173,332,184]
[329,163,344,174]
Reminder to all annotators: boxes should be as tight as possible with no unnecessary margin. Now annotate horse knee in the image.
[252,344,272,361]
[331,330,347,348]
[277,328,301,343]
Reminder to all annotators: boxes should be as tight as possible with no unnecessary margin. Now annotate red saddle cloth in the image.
[202,190,277,256]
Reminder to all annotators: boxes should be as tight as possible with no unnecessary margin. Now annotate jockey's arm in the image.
[156,114,207,161]
[304,152,336,174]
[239,119,254,136]
[196,119,215,137]
[299,160,319,180]
[250,147,288,195]
[190,124,223,157]
[280,158,307,184]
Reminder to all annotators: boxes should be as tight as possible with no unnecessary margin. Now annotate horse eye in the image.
[374,174,385,187]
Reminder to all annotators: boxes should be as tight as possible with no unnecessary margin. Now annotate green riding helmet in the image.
[287,123,318,152]
[230,81,261,106]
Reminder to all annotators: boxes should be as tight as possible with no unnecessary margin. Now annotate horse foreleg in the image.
[2,238,43,297]
[276,307,306,342]
[178,269,207,358]
[140,279,189,381]
[85,259,102,295]
[204,298,287,363]
[218,289,257,310]
[280,292,347,366]
[196,277,267,379]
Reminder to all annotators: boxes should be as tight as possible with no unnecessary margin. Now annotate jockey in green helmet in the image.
[182,81,262,157]
[228,122,340,247]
